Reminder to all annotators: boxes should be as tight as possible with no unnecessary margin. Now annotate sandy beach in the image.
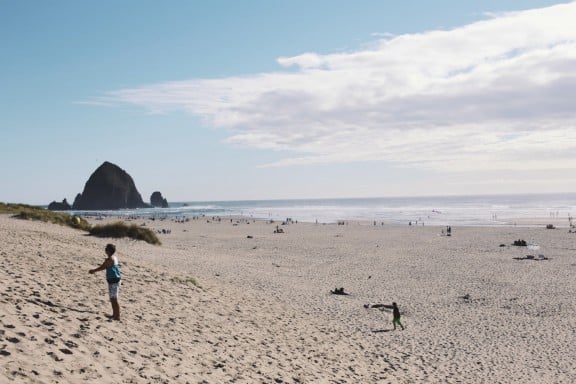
[1,214,576,383]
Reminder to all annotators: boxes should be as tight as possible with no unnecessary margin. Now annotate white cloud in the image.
[97,2,576,172]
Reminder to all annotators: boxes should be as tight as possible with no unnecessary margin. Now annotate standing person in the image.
[365,302,405,330]
[390,302,404,330]
[378,302,404,330]
[89,243,121,321]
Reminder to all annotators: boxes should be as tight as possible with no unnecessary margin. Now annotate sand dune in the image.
[1,214,575,383]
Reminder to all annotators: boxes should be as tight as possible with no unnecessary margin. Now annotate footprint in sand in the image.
[47,351,63,361]
[64,340,78,348]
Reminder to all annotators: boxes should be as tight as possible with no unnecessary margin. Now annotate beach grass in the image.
[1,202,160,245]
[170,275,201,288]
[89,221,161,245]
[0,202,92,231]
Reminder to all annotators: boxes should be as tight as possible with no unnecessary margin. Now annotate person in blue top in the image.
[89,243,122,321]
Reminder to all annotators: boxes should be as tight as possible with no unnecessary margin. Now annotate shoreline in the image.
[2,214,576,382]
[79,210,574,229]
[63,192,576,228]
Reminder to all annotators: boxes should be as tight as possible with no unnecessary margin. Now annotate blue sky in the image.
[1,0,575,205]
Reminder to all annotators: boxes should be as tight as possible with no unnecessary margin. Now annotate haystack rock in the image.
[150,191,169,208]
[72,162,150,210]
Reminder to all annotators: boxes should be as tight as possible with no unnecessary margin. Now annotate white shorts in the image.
[108,281,121,299]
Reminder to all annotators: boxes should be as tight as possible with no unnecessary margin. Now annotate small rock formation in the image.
[48,198,71,211]
[72,162,150,210]
[150,191,169,208]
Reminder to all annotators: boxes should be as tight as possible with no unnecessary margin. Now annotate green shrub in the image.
[90,221,161,245]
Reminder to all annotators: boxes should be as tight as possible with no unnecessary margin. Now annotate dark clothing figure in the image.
[391,302,404,330]
[366,302,405,330]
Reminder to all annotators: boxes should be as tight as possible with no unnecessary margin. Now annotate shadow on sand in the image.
[371,329,392,333]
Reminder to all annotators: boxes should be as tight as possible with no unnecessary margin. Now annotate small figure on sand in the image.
[365,302,404,330]
[330,287,349,295]
[389,302,404,330]
[89,243,122,321]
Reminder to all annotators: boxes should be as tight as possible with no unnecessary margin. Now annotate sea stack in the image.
[150,191,169,208]
[72,161,150,210]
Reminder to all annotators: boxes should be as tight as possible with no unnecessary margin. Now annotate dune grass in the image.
[0,202,92,231]
[1,202,160,245]
[90,221,161,245]
[170,276,201,288]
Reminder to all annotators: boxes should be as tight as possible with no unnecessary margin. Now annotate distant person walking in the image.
[89,243,122,321]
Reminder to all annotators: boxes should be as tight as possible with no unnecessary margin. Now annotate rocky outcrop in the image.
[150,191,169,208]
[72,162,150,210]
[48,198,71,211]
[72,193,82,209]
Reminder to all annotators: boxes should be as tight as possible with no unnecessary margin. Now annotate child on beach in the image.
[89,243,121,321]
[365,302,404,330]
[388,302,404,330]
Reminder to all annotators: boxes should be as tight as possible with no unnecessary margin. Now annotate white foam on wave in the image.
[69,193,576,227]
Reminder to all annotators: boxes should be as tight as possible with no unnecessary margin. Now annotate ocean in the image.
[73,193,576,227]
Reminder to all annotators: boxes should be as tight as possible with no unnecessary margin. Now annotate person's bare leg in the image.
[110,298,120,320]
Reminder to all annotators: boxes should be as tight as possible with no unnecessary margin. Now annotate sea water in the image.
[72,193,576,227]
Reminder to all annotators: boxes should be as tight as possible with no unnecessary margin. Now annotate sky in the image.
[1,0,575,205]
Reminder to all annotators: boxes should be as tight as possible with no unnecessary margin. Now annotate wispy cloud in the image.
[95,2,576,171]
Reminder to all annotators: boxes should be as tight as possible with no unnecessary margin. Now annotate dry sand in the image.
[1,214,576,383]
